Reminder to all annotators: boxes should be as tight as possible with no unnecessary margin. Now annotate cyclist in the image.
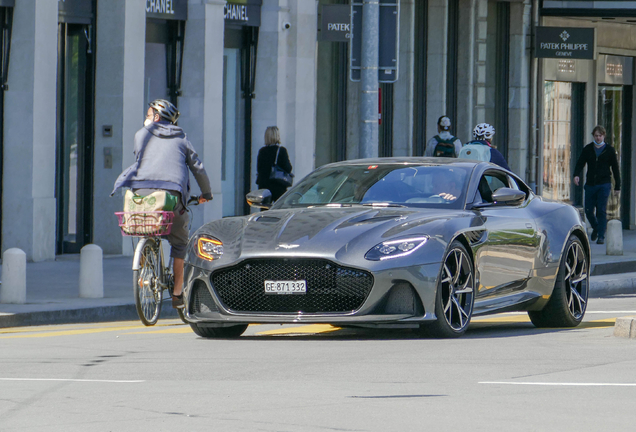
[112,99,213,309]
[459,123,511,171]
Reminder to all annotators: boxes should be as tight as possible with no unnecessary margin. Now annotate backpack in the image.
[433,135,458,157]
[458,141,492,162]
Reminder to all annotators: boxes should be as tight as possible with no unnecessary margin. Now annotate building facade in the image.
[2,0,636,261]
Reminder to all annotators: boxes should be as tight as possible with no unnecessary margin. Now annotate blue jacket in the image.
[469,140,511,171]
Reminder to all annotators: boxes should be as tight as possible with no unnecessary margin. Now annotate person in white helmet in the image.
[112,99,213,309]
[459,123,510,171]
[425,116,462,157]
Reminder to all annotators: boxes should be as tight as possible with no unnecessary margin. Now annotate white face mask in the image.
[144,118,153,127]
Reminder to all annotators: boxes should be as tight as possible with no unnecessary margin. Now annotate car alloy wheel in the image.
[564,239,588,320]
[420,240,475,338]
[440,246,475,331]
[529,234,589,328]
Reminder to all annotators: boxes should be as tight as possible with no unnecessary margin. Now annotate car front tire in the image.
[418,240,475,338]
[190,323,248,338]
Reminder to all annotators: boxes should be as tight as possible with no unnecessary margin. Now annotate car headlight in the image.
[196,236,224,261]
[365,236,429,261]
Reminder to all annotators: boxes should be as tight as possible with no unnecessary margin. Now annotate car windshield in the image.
[274,164,471,209]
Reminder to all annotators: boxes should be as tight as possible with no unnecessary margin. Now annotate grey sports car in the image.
[182,158,590,338]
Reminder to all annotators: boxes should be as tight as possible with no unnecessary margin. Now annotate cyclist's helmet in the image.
[473,123,495,140]
[148,99,180,124]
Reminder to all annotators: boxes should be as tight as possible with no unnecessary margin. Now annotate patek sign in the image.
[535,27,595,60]
[225,1,262,27]
[146,0,187,21]
[320,5,351,42]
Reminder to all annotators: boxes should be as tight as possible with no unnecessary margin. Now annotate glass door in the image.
[543,81,586,204]
[56,23,94,254]
[598,85,632,226]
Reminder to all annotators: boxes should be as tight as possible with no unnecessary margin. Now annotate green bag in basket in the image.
[121,190,178,235]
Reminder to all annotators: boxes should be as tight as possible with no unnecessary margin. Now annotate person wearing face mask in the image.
[112,99,213,308]
[573,125,621,245]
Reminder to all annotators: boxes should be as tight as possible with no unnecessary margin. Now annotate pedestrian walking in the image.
[425,116,462,157]
[256,126,293,202]
[573,125,621,245]
[458,123,511,171]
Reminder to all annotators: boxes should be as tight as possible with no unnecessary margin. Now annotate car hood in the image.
[191,206,468,266]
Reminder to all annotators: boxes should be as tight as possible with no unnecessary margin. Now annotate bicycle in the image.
[115,195,202,326]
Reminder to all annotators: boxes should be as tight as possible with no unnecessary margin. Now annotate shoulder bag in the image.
[269,145,294,188]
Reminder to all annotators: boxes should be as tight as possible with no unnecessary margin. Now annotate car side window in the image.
[477,172,508,203]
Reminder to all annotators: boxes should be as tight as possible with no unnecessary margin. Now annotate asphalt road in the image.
[2,295,636,432]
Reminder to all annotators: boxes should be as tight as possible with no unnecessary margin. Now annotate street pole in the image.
[359,0,379,159]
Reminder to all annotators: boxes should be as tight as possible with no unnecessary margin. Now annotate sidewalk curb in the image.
[0,303,182,328]
[590,273,636,298]
[613,317,636,339]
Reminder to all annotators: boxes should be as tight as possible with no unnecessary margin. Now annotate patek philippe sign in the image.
[146,0,187,21]
[320,5,351,42]
[535,27,596,59]
[225,0,262,27]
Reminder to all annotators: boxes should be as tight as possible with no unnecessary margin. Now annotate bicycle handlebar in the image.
[187,195,213,206]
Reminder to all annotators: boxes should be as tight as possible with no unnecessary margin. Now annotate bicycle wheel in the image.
[133,239,162,326]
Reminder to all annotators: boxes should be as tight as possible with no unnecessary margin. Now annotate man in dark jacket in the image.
[573,125,621,245]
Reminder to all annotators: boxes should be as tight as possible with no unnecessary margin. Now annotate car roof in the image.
[320,157,482,169]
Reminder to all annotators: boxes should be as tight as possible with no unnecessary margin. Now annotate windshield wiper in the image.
[361,202,406,208]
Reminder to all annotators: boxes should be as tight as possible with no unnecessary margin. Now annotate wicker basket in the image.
[115,211,174,236]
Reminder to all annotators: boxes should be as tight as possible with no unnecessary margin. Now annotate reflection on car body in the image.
[182,158,590,339]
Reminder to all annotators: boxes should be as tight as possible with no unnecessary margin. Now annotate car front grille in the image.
[211,259,374,313]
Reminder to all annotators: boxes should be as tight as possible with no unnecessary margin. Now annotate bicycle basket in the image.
[115,211,174,236]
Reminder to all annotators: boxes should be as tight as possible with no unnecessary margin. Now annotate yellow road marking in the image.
[0,320,186,339]
[255,324,340,336]
[0,317,619,339]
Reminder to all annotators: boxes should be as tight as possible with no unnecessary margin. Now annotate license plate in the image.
[264,280,307,295]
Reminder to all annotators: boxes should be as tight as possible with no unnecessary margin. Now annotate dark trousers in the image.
[584,183,611,238]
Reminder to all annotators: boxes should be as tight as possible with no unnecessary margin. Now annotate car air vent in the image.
[191,280,218,314]
[464,229,486,245]
[338,214,404,229]
[255,216,281,223]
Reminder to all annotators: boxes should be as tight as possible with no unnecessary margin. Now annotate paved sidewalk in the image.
[1,230,636,328]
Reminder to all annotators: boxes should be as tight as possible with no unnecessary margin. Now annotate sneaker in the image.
[591,229,598,241]
[597,237,605,245]
[172,294,184,309]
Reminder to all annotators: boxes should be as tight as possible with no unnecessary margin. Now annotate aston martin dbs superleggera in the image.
[182,158,590,338]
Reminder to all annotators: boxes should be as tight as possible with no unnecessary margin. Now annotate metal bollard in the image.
[606,219,623,256]
[1,248,27,304]
[79,244,104,298]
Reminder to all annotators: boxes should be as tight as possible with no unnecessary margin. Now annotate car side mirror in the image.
[246,189,273,209]
[491,187,526,205]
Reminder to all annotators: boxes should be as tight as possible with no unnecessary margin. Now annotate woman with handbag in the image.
[256,126,293,201]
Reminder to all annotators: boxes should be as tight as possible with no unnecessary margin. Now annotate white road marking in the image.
[480,381,636,387]
[0,378,144,383]
[585,311,636,314]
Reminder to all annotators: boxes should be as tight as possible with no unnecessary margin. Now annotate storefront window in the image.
[543,81,573,203]
[485,1,509,157]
